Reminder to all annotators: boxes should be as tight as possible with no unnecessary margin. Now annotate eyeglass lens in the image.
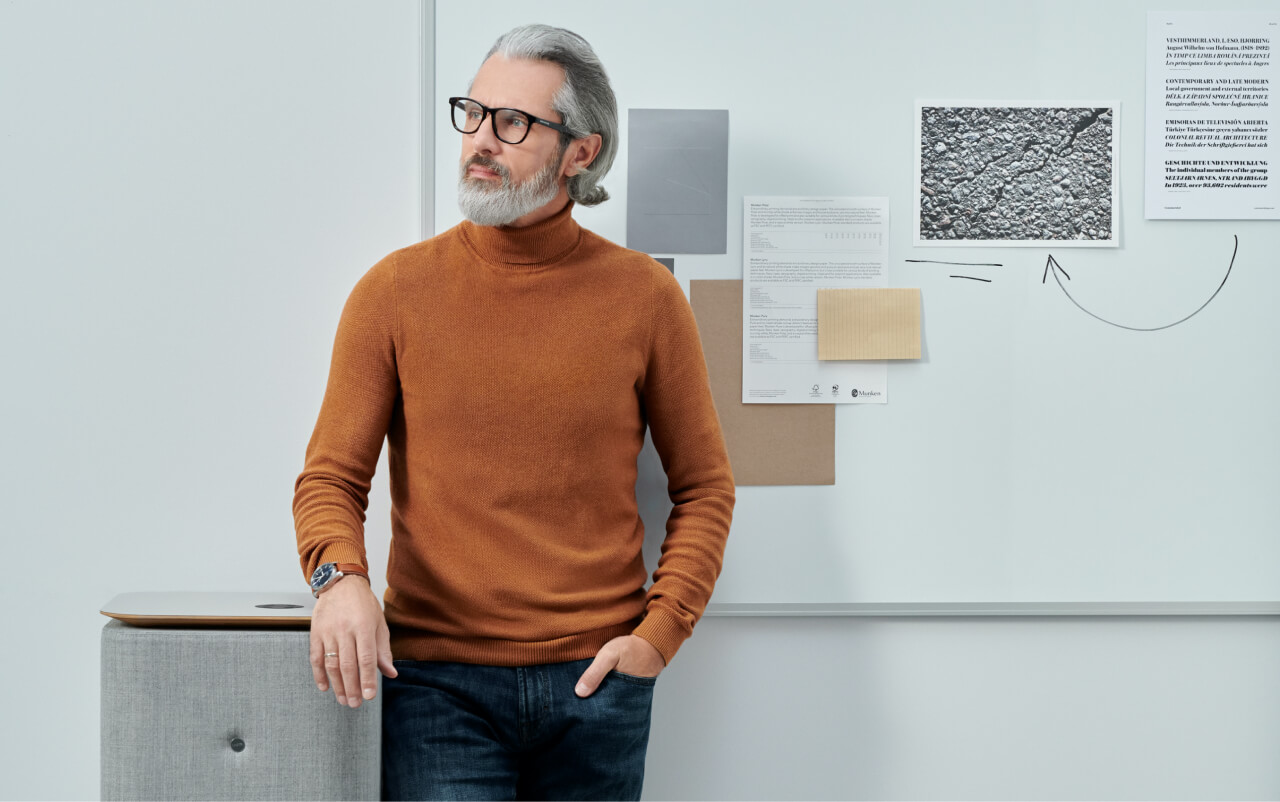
[452,99,533,144]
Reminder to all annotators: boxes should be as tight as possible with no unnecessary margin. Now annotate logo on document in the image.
[809,384,822,398]
[831,384,840,397]
[850,388,883,399]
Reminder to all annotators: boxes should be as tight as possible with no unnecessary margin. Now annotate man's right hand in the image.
[308,575,397,708]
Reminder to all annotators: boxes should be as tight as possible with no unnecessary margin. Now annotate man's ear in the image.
[563,132,604,177]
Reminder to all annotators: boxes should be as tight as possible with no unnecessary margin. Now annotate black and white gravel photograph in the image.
[916,103,1118,246]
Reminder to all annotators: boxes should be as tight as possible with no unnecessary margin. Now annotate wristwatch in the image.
[309,562,369,598]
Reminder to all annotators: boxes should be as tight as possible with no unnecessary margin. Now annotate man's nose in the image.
[469,113,501,154]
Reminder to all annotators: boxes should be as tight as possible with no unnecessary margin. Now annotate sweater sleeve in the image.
[631,268,736,664]
[292,255,400,583]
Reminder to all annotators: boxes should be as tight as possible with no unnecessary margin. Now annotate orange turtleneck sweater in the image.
[292,203,735,666]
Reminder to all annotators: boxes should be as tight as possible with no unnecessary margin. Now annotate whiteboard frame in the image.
[705,601,1280,616]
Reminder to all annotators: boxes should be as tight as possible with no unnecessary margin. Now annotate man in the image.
[293,23,734,801]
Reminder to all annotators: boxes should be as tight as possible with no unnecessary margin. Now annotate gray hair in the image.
[481,25,618,206]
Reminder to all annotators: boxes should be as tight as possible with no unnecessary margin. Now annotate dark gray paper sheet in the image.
[626,109,729,254]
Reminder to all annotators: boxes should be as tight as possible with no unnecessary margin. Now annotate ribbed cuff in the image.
[306,542,368,583]
[631,609,692,666]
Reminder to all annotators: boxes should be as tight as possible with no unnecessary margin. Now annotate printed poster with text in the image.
[1146,11,1280,219]
[742,196,889,405]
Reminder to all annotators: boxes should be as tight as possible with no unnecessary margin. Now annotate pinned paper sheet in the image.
[690,280,835,486]
[817,288,922,360]
[627,109,729,254]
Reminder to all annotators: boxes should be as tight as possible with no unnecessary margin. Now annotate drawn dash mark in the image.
[950,275,991,282]
[907,259,1004,267]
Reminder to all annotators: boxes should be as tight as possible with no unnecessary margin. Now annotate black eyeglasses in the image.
[449,96,578,145]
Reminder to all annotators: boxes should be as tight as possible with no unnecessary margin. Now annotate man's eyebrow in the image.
[491,101,555,119]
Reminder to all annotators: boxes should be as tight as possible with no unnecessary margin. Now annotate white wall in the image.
[0,1,421,798]
[2,2,1279,800]
[647,615,1280,800]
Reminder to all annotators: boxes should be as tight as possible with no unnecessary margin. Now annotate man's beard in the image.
[457,151,563,227]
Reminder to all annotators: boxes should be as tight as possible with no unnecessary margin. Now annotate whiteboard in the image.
[433,0,1280,605]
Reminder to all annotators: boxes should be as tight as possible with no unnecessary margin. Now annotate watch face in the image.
[310,562,336,591]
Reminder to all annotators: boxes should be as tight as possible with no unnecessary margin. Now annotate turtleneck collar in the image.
[459,200,582,268]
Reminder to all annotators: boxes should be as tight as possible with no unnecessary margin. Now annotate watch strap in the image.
[333,562,369,581]
[311,562,371,598]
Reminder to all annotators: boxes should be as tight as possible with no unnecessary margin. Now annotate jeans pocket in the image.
[607,669,658,687]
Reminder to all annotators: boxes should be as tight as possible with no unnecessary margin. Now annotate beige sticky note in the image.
[690,280,835,486]
[817,288,921,360]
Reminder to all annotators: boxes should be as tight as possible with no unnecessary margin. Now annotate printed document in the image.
[1146,11,1280,219]
[742,196,889,404]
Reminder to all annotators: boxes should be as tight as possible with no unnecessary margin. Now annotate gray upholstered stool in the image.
[101,619,381,801]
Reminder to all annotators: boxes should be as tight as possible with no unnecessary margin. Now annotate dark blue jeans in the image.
[381,658,655,801]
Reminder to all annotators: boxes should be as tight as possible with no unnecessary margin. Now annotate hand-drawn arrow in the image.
[1041,235,1238,332]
